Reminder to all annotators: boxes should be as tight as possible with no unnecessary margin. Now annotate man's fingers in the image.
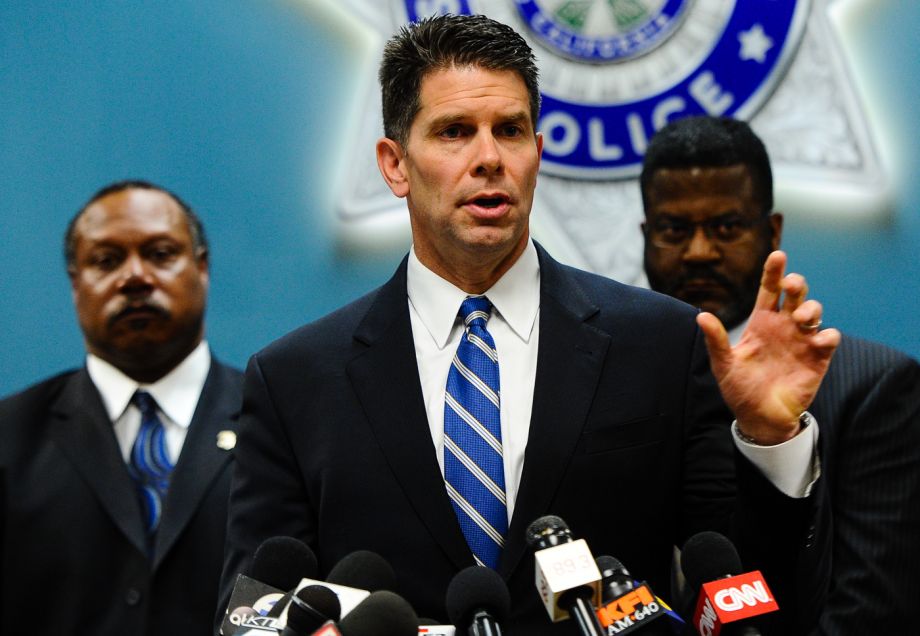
[697,311,730,367]
[812,327,842,351]
[792,299,823,333]
[780,273,808,314]
[753,250,787,311]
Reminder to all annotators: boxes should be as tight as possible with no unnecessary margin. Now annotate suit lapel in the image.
[500,246,611,578]
[153,361,240,568]
[347,259,473,570]
[49,369,148,556]
[344,249,612,576]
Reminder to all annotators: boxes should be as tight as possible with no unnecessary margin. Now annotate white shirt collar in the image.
[86,340,211,427]
[406,240,541,349]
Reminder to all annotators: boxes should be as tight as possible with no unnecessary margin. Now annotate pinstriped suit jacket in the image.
[808,335,920,634]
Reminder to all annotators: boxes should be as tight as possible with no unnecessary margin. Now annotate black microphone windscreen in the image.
[250,536,319,591]
[595,555,628,578]
[326,550,397,592]
[287,584,342,632]
[596,554,634,603]
[681,531,743,591]
[445,565,512,627]
[525,514,574,550]
[338,590,418,636]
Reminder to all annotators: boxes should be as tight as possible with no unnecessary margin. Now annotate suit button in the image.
[125,587,142,606]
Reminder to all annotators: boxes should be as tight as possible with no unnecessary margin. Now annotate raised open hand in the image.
[698,251,840,445]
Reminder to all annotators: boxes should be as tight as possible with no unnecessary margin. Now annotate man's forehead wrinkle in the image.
[79,217,179,241]
[652,196,743,213]
[420,68,529,103]
[654,164,751,182]
[423,89,528,113]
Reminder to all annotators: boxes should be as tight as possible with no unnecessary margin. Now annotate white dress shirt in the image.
[86,341,211,463]
[408,241,816,530]
[408,242,540,523]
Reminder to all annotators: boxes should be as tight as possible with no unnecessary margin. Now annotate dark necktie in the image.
[128,390,175,539]
[444,296,507,569]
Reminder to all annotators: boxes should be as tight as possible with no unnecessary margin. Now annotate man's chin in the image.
[105,324,179,354]
[460,226,528,257]
[673,290,728,314]
[672,294,746,329]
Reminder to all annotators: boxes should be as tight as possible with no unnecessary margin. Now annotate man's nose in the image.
[682,226,721,263]
[117,254,155,292]
[473,132,503,176]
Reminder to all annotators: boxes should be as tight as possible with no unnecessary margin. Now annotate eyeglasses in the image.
[645,214,769,249]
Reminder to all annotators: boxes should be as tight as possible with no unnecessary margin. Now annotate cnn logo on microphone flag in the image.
[693,570,778,636]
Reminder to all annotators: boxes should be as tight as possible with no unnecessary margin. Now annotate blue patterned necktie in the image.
[444,296,507,569]
[128,391,174,539]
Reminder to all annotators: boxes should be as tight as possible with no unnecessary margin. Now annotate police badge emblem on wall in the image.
[334,0,887,284]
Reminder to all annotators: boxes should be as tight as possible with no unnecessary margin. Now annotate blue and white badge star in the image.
[320,0,888,284]
[739,24,774,63]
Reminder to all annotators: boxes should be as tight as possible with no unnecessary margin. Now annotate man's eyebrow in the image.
[426,110,532,131]
[500,111,530,124]
[654,207,745,219]
[426,114,467,131]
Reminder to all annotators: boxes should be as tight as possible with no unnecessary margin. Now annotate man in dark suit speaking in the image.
[641,115,920,634]
[220,15,839,633]
[0,181,242,635]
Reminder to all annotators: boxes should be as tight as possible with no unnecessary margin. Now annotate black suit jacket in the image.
[219,247,824,633]
[0,357,243,636]
[807,336,920,634]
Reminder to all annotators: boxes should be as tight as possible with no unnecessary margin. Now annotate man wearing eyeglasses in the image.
[641,115,920,634]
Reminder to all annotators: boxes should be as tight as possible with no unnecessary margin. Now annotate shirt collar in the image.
[407,240,541,349]
[86,340,211,427]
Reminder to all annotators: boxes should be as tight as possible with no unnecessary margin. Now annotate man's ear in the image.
[376,137,409,198]
[196,247,210,288]
[768,212,784,250]
[67,266,79,294]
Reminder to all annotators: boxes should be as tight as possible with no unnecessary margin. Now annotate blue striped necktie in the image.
[128,391,175,539]
[444,296,507,569]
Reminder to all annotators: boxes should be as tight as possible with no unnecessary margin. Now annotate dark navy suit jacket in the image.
[0,358,242,636]
[219,246,826,634]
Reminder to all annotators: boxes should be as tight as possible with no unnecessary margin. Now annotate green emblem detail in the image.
[608,0,650,30]
[554,1,592,30]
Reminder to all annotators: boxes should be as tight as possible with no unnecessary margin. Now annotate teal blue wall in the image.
[2,1,918,396]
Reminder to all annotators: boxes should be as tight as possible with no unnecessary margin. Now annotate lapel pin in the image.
[216,430,237,451]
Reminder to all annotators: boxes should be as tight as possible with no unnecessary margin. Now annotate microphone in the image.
[326,549,398,592]
[682,532,778,636]
[258,537,322,621]
[253,536,320,591]
[446,565,511,636]
[337,590,419,635]
[417,619,457,636]
[291,549,397,619]
[597,555,633,602]
[525,514,604,635]
[220,536,319,634]
[280,585,342,636]
[594,556,676,635]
